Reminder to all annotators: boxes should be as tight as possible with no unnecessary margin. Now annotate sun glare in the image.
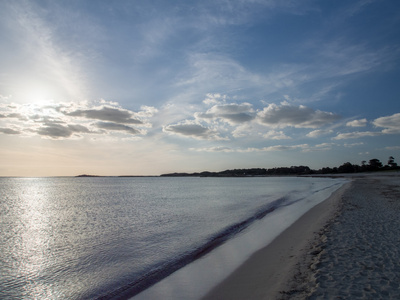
[25,88,52,103]
[17,81,60,105]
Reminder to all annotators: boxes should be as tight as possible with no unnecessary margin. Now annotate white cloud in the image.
[162,97,345,141]
[344,142,364,147]
[302,143,336,152]
[306,129,333,138]
[231,123,254,138]
[346,118,367,127]
[0,95,12,101]
[262,130,291,140]
[137,106,158,118]
[95,122,142,135]
[359,152,370,155]
[373,113,400,134]
[163,121,225,140]
[189,142,337,153]
[333,113,400,140]
[238,144,309,152]
[64,106,144,124]
[0,100,153,139]
[0,127,21,135]
[190,146,234,152]
[37,122,91,139]
[257,102,340,128]
[189,143,311,153]
[196,102,255,125]
[333,131,382,140]
[203,93,227,106]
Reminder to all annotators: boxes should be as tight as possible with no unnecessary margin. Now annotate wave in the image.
[97,181,344,299]
[95,195,300,300]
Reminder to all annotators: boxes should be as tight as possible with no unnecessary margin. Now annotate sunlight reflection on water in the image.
[0,176,346,299]
[6,179,60,298]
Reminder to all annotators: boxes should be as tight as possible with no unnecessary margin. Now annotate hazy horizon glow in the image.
[1,0,400,176]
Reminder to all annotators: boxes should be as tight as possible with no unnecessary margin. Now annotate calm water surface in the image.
[0,176,345,299]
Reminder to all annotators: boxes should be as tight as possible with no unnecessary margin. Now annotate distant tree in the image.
[388,156,398,168]
[338,162,356,173]
[368,158,383,171]
[319,167,333,174]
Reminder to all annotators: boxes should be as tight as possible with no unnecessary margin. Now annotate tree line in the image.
[161,156,399,177]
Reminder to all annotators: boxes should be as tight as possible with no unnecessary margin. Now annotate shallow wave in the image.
[95,195,301,299]
[107,181,346,299]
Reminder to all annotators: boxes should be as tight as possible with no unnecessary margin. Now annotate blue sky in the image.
[1,0,400,176]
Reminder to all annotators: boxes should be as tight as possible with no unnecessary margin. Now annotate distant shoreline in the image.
[75,174,159,178]
[75,168,399,178]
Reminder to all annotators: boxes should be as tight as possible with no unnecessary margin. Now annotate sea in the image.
[0,176,346,299]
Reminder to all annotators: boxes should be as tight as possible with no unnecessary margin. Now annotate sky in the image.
[1,0,400,176]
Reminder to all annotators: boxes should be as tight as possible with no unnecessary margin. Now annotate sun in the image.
[16,80,60,104]
[24,86,55,104]
[28,89,49,103]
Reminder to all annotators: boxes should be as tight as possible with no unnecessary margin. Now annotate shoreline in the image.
[202,177,351,300]
[203,172,400,299]
[133,177,347,300]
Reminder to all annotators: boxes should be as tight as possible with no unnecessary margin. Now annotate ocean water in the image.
[0,176,346,299]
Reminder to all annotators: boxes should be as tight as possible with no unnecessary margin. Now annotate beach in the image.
[203,172,400,299]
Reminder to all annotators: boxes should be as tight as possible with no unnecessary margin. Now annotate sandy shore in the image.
[203,172,400,299]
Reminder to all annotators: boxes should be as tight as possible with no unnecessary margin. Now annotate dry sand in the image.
[203,172,400,299]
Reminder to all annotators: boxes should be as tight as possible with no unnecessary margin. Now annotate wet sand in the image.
[203,172,400,299]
